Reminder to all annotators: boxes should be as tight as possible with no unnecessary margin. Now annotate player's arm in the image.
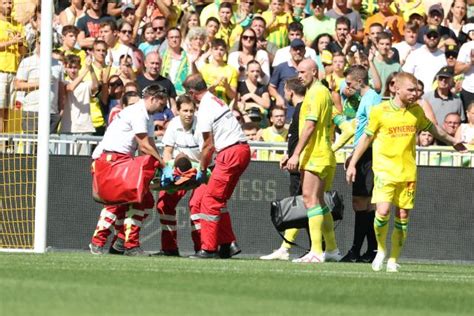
[428,124,468,152]
[286,119,316,171]
[135,133,165,167]
[199,131,215,171]
[346,133,374,184]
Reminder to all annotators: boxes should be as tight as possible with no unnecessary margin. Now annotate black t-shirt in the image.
[136,74,177,99]
[237,81,268,103]
[287,101,302,157]
[76,13,115,38]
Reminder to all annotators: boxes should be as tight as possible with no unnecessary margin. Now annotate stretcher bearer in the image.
[155,94,204,256]
[89,84,167,256]
[184,74,251,259]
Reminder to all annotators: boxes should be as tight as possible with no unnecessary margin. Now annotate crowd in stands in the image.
[1,0,474,158]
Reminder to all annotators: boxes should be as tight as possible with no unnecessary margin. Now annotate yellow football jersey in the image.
[299,81,336,169]
[365,100,433,182]
[200,63,238,105]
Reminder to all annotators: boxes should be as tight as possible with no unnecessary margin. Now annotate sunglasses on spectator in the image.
[121,30,133,34]
[427,34,439,39]
[109,80,123,87]
[244,1,254,4]
[242,35,255,41]
[153,27,165,31]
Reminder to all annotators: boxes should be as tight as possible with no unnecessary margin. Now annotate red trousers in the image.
[156,184,206,252]
[91,191,154,249]
[200,143,251,251]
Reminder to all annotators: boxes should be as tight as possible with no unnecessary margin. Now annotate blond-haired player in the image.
[346,72,467,272]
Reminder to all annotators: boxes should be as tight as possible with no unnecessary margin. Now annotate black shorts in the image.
[352,147,374,197]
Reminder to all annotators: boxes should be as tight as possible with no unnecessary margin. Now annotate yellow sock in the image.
[308,205,324,255]
[322,209,338,251]
[389,217,409,262]
[374,213,390,253]
[281,228,299,249]
[332,119,356,152]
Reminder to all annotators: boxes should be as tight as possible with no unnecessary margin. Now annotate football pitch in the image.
[0,253,472,316]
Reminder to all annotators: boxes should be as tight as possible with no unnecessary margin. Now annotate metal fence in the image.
[1,133,473,167]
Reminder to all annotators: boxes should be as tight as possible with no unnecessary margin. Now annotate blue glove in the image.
[196,169,208,183]
[160,165,174,187]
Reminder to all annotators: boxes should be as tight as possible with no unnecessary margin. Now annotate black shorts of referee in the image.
[352,147,373,197]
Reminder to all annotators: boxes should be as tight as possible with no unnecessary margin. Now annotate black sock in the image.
[352,210,369,255]
[365,210,377,253]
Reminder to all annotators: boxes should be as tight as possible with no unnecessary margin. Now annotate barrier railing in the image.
[1,133,472,167]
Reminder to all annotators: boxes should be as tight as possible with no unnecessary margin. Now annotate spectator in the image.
[14,36,63,135]
[136,51,177,113]
[257,107,288,161]
[269,38,306,114]
[138,23,160,57]
[151,16,169,54]
[248,16,278,61]
[236,60,271,114]
[60,55,98,154]
[272,21,317,68]
[204,17,220,51]
[417,130,435,146]
[160,28,195,95]
[114,54,135,86]
[364,0,405,43]
[59,25,86,66]
[109,21,140,72]
[179,11,200,40]
[393,21,422,66]
[235,0,256,28]
[262,0,294,49]
[416,4,456,44]
[108,90,140,124]
[200,0,238,27]
[437,112,461,145]
[326,16,354,56]
[291,0,307,23]
[326,0,364,41]
[58,0,85,27]
[198,38,238,104]
[215,2,242,48]
[76,0,115,49]
[373,31,402,94]
[416,79,438,125]
[311,33,332,79]
[403,25,447,93]
[446,0,468,40]
[455,101,474,148]
[185,27,208,69]
[455,31,474,112]
[228,28,270,83]
[100,74,124,124]
[423,66,465,126]
[390,0,425,22]
[0,0,26,136]
[301,0,336,45]
[242,121,260,159]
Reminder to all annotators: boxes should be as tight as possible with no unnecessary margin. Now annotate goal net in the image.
[0,0,52,252]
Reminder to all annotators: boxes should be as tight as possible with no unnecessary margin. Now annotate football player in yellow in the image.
[286,59,342,263]
[346,72,468,272]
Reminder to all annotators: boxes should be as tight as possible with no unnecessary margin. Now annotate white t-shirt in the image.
[16,54,63,113]
[393,41,422,64]
[195,92,246,152]
[60,80,95,133]
[92,99,154,159]
[402,45,447,93]
[162,116,201,163]
[457,41,474,93]
[272,46,317,68]
[227,50,271,84]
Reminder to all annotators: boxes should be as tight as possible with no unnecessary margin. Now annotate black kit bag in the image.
[271,191,344,232]
[270,191,344,249]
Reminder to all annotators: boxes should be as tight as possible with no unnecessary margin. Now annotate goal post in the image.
[0,0,52,253]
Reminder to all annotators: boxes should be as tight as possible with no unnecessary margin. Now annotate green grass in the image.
[0,253,473,316]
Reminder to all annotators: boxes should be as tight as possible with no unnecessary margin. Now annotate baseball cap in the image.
[426,25,440,37]
[429,4,444,17]
[445,45,459,57]
[121,3,135,12]
[436,66,454,78]
[290,38,305,49]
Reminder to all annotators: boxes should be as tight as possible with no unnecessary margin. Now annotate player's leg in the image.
[155,190,186,256]
[293,170,326,263]
[387,181,415,272]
